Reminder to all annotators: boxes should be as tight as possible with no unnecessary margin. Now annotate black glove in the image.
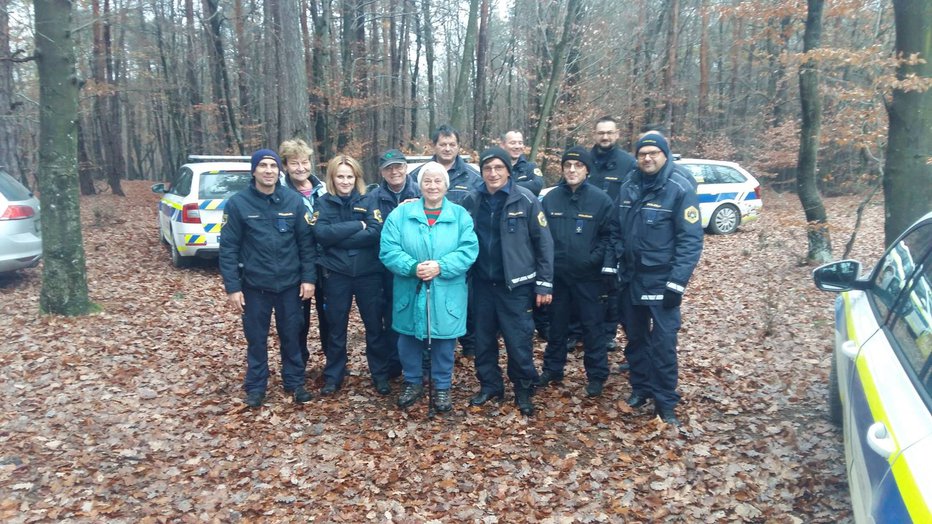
[662,289,682,309]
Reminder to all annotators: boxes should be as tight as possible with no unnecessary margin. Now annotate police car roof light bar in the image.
[187,155,251,162]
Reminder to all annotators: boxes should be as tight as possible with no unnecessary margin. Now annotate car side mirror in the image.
[152,183,167,194]
[813,259,865,292]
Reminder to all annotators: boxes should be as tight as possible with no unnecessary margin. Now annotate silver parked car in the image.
[0,170,42,273]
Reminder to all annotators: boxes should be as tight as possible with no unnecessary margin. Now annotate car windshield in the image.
[198,171,252,199]
[0,171,33,201]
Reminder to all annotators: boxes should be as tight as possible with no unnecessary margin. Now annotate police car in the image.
[674,158,762,234]
[152,156,252,267]
[813,211,932,523]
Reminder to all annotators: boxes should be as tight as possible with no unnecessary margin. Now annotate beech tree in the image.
[796,0,831,263]
[883,0,932,244]
[34,0,93,315]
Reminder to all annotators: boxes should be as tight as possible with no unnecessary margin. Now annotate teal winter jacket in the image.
[379,198,478,340]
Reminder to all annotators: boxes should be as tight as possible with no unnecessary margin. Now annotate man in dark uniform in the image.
[369,148,419,391]
[590,116,638,361]
[220,149,318,408]
[537,146,616,397]
[614,132,703,426]
[409,124,483,205]
[461,147,553,416]
[410,125,484,355]
[500,130,544,196]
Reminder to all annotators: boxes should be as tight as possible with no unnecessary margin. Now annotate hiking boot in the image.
[627,392,650,408]
[244,391,265,408]
[397,383,424,409]
[292,386,313,404]
[469,390,504,406]
[432,388,452,413]
[515,382,535,416]
[656,407,681,426]
[585,380,604,398]
[536,370,563,387]
[373,378,391,396]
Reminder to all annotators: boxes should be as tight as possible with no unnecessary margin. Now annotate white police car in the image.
[675,158,762,234]
[813,211,932,523]
[152,156,252,267]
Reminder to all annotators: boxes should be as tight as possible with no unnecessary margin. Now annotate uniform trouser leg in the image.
[473,280,505,394]
[603,287,621,346]
[315,265,329,354]
[272,287,307,391]
[381,270,402,378]
[542,279,573,375]
[242,287,274,394]
[575,280,610,383]
[533,304,550,339]
[498,284,539,387]
[322,272,352,386]
[620,291,655,398]
[398,334,456,389]
[645,303,681,410]
[352,272,393,382]
[299,298,311,365]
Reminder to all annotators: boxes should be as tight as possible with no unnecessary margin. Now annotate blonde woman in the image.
[311,155,394,397]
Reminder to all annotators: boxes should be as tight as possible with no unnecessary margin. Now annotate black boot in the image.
[397,383,424,409]
[433,388,452,413]
[515,381,535,416]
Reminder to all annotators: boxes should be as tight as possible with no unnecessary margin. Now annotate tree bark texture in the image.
[884,0,932,245]
[0,0,21,181]
[34,0,94,315]
[796,0,832,264]
[271,0,311,146]
[450,0,479,132]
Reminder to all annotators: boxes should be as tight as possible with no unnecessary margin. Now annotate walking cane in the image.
[423,279,435,419]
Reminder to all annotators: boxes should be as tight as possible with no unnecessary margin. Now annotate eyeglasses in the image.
[637,150,664,160]
[482,164,508,174]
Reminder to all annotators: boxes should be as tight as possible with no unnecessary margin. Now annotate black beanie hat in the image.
[635,132,670,159]
[479,147,513,175]
[251,149,283,173]
[561,145,593,173]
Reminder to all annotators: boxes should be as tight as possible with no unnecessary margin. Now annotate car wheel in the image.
[708,204,740,234]
[169,233,191,268]
[828,355,842,427]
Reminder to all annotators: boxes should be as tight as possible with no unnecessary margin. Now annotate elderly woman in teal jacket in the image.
[379,161,478,413]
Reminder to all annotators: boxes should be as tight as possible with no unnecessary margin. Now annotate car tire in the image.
[828,355,843,427]
[169,233,191,268]
[708,204,740,235]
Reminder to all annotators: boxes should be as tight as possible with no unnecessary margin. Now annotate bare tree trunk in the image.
[884,0,932,244]
[34,0,94,315]
[472,0,489,147]
[101,0,125,195]
[0,0,21,181]
[450,0,479,132]
[663,0,678,136]
[184,0,203,152]
[270,0,311,145]
[697,0,709,136]
[528,0,582,162]
[409,0,421,141]
[421,0,436,134]
[796,0,831,263]
[202,0,242,153]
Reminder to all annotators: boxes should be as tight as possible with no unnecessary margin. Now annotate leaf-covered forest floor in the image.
[1,181,884,522]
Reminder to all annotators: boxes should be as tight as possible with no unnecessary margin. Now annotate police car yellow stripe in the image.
[843,293,930,521]
[891,458,932,522]
[199,199,225,210]
[184,234,206,246]
[161,198,183,210]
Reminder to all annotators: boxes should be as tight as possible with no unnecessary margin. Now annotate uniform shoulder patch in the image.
[684,206,699,224]
[310,211,319,226]
[537,211,548,227]
[534,167,543,178]
[373,209,383,223]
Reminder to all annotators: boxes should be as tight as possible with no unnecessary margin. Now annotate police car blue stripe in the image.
[698,192,739,204]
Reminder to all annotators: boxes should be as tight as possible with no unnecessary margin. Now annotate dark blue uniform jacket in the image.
[410,156,482,204]
[542,180,616,281]
[614,163,703,304]
[512,154,544,196]
[219,181,317,294]
[461,182,555,295]
[311,191,383,277]
[590,145,637,201]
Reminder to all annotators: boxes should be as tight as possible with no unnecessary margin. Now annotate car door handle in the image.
[866,421,896,459]
[841,340,859,360]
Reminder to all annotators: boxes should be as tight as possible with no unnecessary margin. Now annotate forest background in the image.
[0,0,914,192]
